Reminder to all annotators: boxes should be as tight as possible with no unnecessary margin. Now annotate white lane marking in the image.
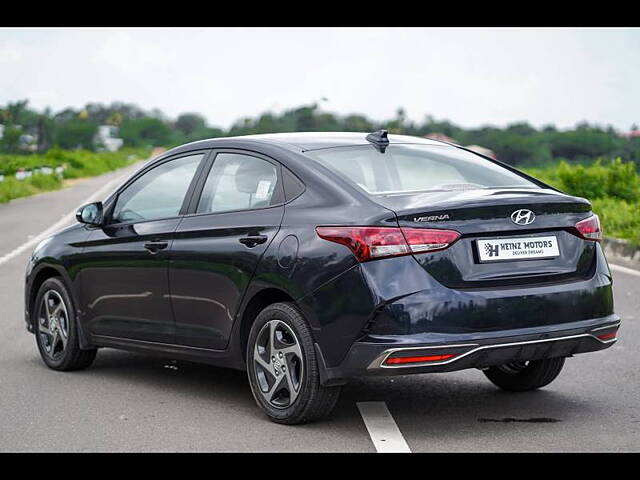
[0,175,124,267]
[357,401,411,453]
[609,263,640,278]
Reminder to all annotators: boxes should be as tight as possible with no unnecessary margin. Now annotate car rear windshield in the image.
[305,144,539,195]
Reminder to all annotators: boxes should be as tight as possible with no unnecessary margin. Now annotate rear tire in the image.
[246,302,341,425]
[33,277,97,371]
[483,357,565,392]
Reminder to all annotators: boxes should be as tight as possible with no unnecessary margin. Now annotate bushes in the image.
[524,158,640,246]
[591,198,640,245]
[0,147,148,203]
[527,157,640,203]
[0,147,147,176]
[0,174,63,203]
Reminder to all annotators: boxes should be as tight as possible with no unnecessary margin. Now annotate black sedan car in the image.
[25,131,620,424]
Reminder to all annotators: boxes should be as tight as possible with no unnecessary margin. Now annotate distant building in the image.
[19,133,38,152]
[150,147,167,159]
[0,124,39,151]
[424,133,497,159]
[619,130,640,139]
[466,144,497,159]
[424,132,457,144]
[94,125,124,152]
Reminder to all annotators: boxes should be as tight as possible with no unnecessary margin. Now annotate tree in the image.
[506,122,537,136]
[3,99,29,125]
[120,117,173,147]
[36,110,55,152]
[342,114,374,132]
[107,112,123,126]
[175,113,207,136]
[0,126,22,153]
[54,120,98,150]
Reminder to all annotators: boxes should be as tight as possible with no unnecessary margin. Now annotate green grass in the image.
[591,198,640,245]
[0,147,149,203]
[0,174,63,203]
[523,158,640,247]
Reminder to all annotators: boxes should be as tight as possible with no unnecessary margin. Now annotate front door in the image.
[78,152,206,343]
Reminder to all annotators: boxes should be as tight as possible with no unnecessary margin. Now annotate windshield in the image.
[306,144,539,195]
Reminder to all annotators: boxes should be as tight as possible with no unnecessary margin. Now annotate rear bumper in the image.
[319,314,620,384]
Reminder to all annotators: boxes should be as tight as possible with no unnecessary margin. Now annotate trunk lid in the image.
[374,188,596,288]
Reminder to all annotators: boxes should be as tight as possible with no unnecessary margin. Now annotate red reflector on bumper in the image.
[596,331,617,341]
[385,354,457,365]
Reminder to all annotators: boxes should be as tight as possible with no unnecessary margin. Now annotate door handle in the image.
[239,235,268,248]
[144,241,169,253]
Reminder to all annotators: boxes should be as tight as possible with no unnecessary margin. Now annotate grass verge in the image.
[0,147,149,204]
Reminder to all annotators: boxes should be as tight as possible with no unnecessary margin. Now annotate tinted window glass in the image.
[112,154,202,223]
[306,144,538,195]
[197,153,279,214]
[283,167,305,201]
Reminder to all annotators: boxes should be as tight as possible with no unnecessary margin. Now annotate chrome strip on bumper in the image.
[368,321,621,370]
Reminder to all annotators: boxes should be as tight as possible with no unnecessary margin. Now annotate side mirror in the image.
[76,202,103,226]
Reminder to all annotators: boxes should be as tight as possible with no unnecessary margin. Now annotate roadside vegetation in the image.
[1,99,638,245]
[2,99,640,166]
[524,159,640,246]
[0,148,148,203]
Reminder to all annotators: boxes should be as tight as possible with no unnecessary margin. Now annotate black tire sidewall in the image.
[246,303,320,423]
[484,357,566,392]
[34,277,81,370]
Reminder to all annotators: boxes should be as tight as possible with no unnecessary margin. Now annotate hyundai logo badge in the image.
[511,209,535,226]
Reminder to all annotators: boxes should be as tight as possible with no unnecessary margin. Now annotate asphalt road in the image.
[0,165,638,452]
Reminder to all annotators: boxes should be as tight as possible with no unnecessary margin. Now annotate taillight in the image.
[384,354,457,365]
[401,228,461,254]
[575,214,602,241]
[596,332,617,341]
[315,226,460,262]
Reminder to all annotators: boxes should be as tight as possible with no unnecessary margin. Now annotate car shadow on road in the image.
[83,348,360,428]
[342,370,599,430]
[67,349,599,436]
[88,349,251,399]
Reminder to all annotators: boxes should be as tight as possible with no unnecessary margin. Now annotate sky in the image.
[0,27,639,131]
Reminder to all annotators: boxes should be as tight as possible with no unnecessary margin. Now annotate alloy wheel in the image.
[253,319,304,409]
[38,290,69,360]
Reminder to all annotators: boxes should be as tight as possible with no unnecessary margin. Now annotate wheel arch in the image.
[28,265,65,326]
[27,263,91,349]
[237,287,296,364]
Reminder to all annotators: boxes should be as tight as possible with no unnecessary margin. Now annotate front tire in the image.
[33,277,97,371]
[483,357,566,392]
[246,302,341,424]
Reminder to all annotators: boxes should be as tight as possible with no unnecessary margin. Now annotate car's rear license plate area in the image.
[477,235,560,262]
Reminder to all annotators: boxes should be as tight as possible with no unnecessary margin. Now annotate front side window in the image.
[196,153,279,214]
[306,144,539,195]
[112,153,203,223]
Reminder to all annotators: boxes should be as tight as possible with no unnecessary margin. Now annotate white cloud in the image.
[0,27,638,130]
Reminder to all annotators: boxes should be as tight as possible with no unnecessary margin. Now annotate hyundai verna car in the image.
[25,131,620,424]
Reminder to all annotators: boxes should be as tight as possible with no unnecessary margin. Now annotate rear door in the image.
[169,150,285,349]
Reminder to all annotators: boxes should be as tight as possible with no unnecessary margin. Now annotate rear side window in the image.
[306,144,538,195]
[112,153,203,223]
[283,167,305,201]
[196,153,280,214]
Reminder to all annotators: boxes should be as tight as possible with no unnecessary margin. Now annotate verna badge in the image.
[511,209,535,226]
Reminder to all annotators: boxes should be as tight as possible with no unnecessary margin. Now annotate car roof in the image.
[167,131,448,155]
[228,132,446,151]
